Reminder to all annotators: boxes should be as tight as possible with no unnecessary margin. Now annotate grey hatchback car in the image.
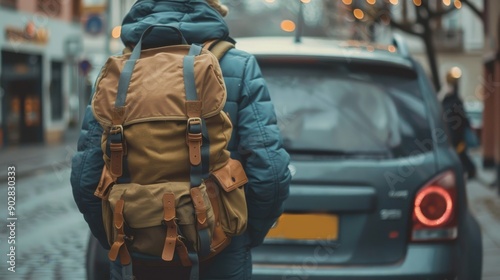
[86,36,482,280]
[235,36,482,280]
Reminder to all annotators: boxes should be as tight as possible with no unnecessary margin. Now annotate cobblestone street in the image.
[0,168,88,280]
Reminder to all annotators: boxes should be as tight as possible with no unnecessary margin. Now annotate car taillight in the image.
[411,171,458,241]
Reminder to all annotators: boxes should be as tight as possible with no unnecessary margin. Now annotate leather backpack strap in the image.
[203,39,235,60]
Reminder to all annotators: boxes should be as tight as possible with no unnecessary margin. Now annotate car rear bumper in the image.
[252,243,457,280]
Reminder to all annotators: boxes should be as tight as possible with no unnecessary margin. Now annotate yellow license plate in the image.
[266,213,339,241]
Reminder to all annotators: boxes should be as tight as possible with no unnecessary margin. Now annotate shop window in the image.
[37,0,62,17]
[0,0,16,9]
[24,96,41,127]
[50,61,63,121]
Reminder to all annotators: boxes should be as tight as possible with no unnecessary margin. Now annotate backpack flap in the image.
[94,165,115,199]
[92,46,227,128]
[211,158,248,192]
[210,159,248,236]
[106,182,215,258]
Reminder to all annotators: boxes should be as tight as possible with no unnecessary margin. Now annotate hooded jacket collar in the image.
[120,0,229,47]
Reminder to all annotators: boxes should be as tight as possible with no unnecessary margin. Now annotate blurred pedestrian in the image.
[440,68,477,179]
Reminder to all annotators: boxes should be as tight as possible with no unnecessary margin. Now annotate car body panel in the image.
[252,244,456,280]
[236,36,482,279]
[254,152,437,266]
[235,37,414,70]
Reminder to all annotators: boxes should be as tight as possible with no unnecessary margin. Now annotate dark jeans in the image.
[110,234,252,280]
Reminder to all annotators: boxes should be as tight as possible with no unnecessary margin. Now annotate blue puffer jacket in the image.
[70,0,291,250]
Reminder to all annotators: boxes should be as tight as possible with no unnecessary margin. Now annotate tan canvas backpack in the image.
[91,25,248,279]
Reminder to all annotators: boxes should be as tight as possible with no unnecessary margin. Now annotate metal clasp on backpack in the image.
[110,125,124,135]
[187,118,202,130]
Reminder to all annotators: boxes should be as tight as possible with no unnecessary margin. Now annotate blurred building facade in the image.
[81,0,134,87]
[481,0,499,186]
[387,0,485,103]
[0,0,84,147]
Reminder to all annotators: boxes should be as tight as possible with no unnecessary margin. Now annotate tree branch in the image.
[428,6,458,18]
[419,1,432,14]
[389,19,424,37]
[461,0,484,19]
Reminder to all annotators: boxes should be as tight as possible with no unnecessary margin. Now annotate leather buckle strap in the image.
[109,145,124,178]
[186,101,202,119]
[109,234,131,265]
[191,187,211,257]
[109,125,124,178]
[187,118,202,166]
[190,188,208,230]
[162,193,177,262]
[108,199,131,265]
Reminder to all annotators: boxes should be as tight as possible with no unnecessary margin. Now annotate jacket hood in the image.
[121,0,230,47]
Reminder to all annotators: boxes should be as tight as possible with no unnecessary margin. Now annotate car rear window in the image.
[260,61,432,158]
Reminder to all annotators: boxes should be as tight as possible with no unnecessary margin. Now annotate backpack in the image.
[91,25,248,279]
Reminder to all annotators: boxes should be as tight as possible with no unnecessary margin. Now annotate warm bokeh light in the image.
[450,66,462,79]
[280,20,296,32]
[342,0,352,5]
[389,0,398,5]
[443,0,451,6]
[413,0,422,6]
[353,9,365,20]
[454,0,462,9]
[388,45,397,53]
[367,0,376,4]
[111,26,121,39]
[301,0,311,3]
[264,0,275,3]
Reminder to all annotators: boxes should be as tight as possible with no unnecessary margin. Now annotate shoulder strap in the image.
[204,40,235,60]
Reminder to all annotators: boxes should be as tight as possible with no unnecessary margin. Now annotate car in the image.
[86,35,483,280]
[234,35,483,280]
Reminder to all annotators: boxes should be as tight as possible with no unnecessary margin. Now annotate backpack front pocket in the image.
[106,182,215,259]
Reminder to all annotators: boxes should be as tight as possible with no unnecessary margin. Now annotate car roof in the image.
[234,36,414,70]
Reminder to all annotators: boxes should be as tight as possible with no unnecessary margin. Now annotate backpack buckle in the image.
[110,125,124,135]
[187,117,202,133]
[186,118,202,166]
[109,125,125,178]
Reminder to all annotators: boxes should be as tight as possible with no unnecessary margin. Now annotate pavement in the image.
[0,127,80,181]
[465,150,500,280]
[0,130,500,279]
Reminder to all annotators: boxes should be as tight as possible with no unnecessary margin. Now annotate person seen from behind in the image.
[70,0,292,279]
[440,67,477,179]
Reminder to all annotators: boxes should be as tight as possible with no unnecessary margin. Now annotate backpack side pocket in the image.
[210,159,248,236]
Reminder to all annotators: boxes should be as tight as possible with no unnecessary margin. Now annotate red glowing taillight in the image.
[414,186,454,226]
[412,171,458,241]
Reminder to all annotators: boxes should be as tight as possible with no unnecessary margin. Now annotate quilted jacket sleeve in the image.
[237,55,292,248]
[70,98,109,249]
